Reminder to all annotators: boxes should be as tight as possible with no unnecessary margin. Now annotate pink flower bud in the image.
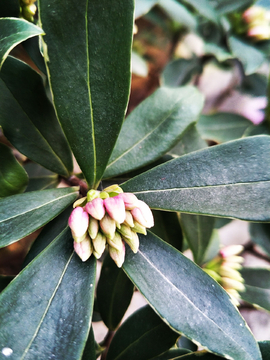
[132,221,147,235]
[73,236,92,262]
[85,197,105,220]
[220,245,244,259]
[243,6,265,24]
[100,213,116,240]
[109,241,125,268]
[68,207,89,239]
[248,24,270,40]
[124,211,134,227]
[104,195,126,224]
[119,192,139,210]
[131,200,154,228]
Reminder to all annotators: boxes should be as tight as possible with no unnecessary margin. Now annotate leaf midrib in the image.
[137,249,253,360]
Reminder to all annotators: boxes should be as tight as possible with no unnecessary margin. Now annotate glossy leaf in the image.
[0,227,96,359]
[200,229,220,265]
[123,232,262,360]
[0,187,78,248]
[39,0,134,188]
[0,143,28,197]
[0,56,73,176]
[249,223,270,257]
[82,327,96,360]
[240,268,270,312]
[161,58,201,88]
[152,348,191,360]
[159,0,197,29]
[97,253,134,331]
[25,175,59,192]
[106,305,179,360]
[122,136,270,221]
[170,352,224,359]
[0,18,44,68]
[180,214,215,265]
[258,341,270,360]
[228,36,265,75]
[104,86,204,178]
[197,113,255,143]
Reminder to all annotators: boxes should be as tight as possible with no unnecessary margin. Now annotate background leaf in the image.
[135,0,159,18]
[0,0,20,17]
[158,0,197,30]
[0,187,78,248]
[106,305,179,360]
[249,223,270,257]
[122,136,270,221]
[0,143,28,197]
[123,232,262,360]
[104,86,204,178]
[0,56,73,176]
[181,0,219,24]
[82,327,96,360]
[208,0,254,14]
[97,253,134,331]
[0,227,96,359]
[39,0,134,188]
[24,163,59,192]
[0,18,44,68]
[240,268,270,312]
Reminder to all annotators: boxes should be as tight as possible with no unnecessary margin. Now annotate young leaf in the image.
[122,136,270,221]
[249,223,270,257]
[0,143,28,197]
[38,0,134,188]
[106,305,179,360]
[104,86,204,178]
[240,268,270,312]
[0,228,96,359]
[0,187,78,248]
[228,36,265,75]
[0,18,44,68]
[180,214,215,265]
[0,56,73,176]
[123,232,262,360]
[97,253,134,331]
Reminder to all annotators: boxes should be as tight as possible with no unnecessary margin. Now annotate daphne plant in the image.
[0,1,270,360]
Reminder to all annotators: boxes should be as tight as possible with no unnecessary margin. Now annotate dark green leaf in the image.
[171,351,224,359]
[22,37,47,74]
[0,227,96,359]
[39,0,134,188]
[97,253,134,331]
[161,58,201,88]
[180,214,215,265]
[106,305,179,360]
[240,268,270,312]
[122,136,270,221]
[0,275,13,293]
[150,348,191,360]
[123,232,261,360]
[178,336,198,352]
[214,218,232,228]
[228,36,265,75]
[0,0,20,17]
[0,56,73,176]
[82,327,96,360]
[197,113,255,143]
[104,86,204,178]
[200,229,220,264]
[151,210,183,251]
[0,18,44,68]
[241,73,268,97]
[258,341,270,360]
[0,143,28,197]
[0,187,78,248]
[159,0,197,29]
[23,206,73,267]
[250,223,270,257]
[25,175,59,192]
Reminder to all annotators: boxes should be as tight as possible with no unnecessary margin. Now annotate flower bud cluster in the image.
[243,6,270,41]
[20,0,37,23]
[68,185,154,267]
[203,245,245,306]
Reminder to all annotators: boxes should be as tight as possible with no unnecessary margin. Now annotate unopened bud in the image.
[73,196,87,208]
[243,6,266,24]
[203,268,222,282]
[104,195,126,224]
[100,213,116,240]
[25,3,36,15]
[248,24,270,40]
[68,207,89,240]
[119,192,139,210]
[221,277,245,292]
[100,191,109,199]
[73,236,92,262]
[219,266,244,282]
[103,184,123,197]
[107,231,123,251]
[124,230,139,253]
[132,221,147,235]
[124,211,134,227]
[85,197,105,220]
[118,224,133,241]
[87,189,100,202]
[109,241,125,268]
[225,255,244,264]
[222,261,242,270]
[220,245,244,258]
[88,216,99,239]
[92,232,106,259]
[131,200,154,228]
